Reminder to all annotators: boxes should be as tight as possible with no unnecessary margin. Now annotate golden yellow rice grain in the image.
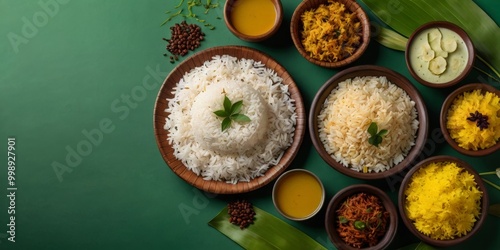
[446,89,500,150]
[405,161,482,240]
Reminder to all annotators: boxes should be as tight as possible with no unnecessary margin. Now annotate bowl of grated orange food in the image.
[399,155,489,247]
[440,83,500,156]
[290,0,370,68]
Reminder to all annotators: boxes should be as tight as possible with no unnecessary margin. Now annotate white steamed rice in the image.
[318,76,418,173]
[164,55,297,183]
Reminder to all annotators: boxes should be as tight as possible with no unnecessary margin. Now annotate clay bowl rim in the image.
[309,65,429,180]
[325,184,399,250]
[271,169,326,221]
[405,21,475,88]
[398,155,489,247]
[290,0,370,68]
[223,0,283,42]
[439,83,500,156]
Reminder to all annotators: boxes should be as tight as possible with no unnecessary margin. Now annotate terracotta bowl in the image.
[153,46,306,194]
[440,83,500,156]
[224,0,283,42]
[272,169,325,221]
[309,65,429,180]
[406,21,475,88]
[325,184,398,250]
[398,155,489,247]
[290,0,370,68]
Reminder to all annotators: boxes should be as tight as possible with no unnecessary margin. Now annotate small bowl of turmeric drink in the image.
[272,169,325,221]
[399,155,489,247]
[224,0,283,42]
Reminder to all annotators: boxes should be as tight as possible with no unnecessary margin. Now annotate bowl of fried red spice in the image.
[309,65,428,180]
[224,0,283,42]
[291,0,370,68]
[399,155,489,248]
[325,184,398,250]
[440,83,500,156]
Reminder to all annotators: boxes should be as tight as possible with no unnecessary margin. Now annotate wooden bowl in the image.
[440,83,500,156]
[398,155,489,247]
[224,0,283,42]
[406,21,475,88]
[325,184,398,250]
[290,0,370,68]
[153,46,305,194]
[309,65,428,180]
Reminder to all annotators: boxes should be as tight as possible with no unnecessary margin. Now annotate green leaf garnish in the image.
[213,95,251,132]
[367,122,388,147]
[338,216,349,224]
[354,221,366,230]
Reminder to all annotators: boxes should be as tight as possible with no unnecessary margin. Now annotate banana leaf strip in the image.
[397,241,437,250]
[208,206,327,250]
[489,204,500,218]
[360,0,500,78]
[371,23,408,51]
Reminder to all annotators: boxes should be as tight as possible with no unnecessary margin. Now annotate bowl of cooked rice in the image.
[398,155,489,247]
[440,83,500,156]
[154,46,306,194]
[325,184,398,249]
[309,65,428,180]
[290,0,370,68]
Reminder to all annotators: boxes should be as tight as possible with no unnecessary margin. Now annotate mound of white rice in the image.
[318,76,418,173]
[165,55,297,183]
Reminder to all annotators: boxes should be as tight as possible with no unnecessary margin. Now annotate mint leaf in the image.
[213,110,227,117]
[214,95,251,132]
[231,114,251,122]
[367,122,378,136]
[221,117,231,132]
[231,100,243,115]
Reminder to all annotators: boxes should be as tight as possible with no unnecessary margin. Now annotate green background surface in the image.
[0,0,499,249]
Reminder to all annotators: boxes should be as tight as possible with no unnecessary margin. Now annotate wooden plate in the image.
[153,46,306,194]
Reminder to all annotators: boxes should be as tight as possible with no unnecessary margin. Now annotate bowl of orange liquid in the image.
[272,169,325,221]
[224,0,283,42]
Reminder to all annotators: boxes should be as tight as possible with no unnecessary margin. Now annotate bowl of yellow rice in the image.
[440,83,500,156]
[290,0,370,68]
[399,155,489,247]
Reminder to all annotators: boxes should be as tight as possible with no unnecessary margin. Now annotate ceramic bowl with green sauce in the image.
[406,21,475,88]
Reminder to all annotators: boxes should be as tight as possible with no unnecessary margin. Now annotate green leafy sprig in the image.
[213,95,251,132]
[367,122,388,147]
[161,0,220,29]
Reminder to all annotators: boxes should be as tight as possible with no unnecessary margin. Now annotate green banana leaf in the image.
[489,204,500,218]
[397,242,437,250]
[360,0,500,78]
[209,206,327,250]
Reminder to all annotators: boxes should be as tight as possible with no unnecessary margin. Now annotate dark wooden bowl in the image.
[290,0,370,68]
[325,184,398,250]
[309,65,429,180]
[405,21,475,88]
[398,155,489,247]
[224,0,283,42]
[153,46,305,194]
[440,83,500,156]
